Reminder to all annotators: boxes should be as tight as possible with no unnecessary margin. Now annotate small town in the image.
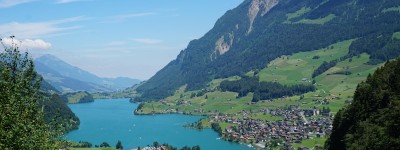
[205,106,333,149]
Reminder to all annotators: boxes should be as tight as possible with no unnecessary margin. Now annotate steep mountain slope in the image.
[35,54,140,93]
[136,0,400,101]
[38,80,80,132]
[326,59,400,150]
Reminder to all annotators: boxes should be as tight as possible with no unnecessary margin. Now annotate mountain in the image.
[35,60,110,93]
[35,54,140,93]
[326,59,400,149]
[135,0,400,101]
[40,91,80,132]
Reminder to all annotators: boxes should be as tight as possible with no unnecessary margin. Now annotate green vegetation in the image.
[259,40,352,84]
[220,76,315,102]
[42,93,80,132]
[135,0,400,101]
[88,0,400,149]
[129,141,200,150]
[294,14,336,25]
[326,59,400,149]
[92,85,140,100]
[63,91,94,104]
[132,0,399,148]
[382,6,400,13]
[69,148,116,150]
[115,140,123,150]
[136,40,381,116]
[0,37,59,149]
[293,137,327,149]
[285,7,311,21]
[135,39,383,149]
[393,32,400,40]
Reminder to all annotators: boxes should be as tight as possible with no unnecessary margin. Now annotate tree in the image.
[211,123,222,136]
[116,140,123,150]
[0,36,58,149]
[325,59,400,149]
[153,141,159,148]
[99,142,110,147]
[192,145,201,150]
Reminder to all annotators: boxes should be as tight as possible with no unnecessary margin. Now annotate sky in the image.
[0,0,243,80]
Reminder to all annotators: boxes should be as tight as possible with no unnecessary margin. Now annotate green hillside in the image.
[135,39,383,149]
[135,0,400,101]
[136,39,381,115]
[131,0,399,149]
[63,91,94,104]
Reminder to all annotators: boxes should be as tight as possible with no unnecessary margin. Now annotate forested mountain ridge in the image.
[39,79,80,132]
[136,0,400,101]
[326,59,400,149]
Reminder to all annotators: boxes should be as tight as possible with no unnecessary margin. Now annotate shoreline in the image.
[134,108,263,149]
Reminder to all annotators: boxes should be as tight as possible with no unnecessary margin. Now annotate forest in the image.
[219,76,315,102]
[0,37,79,149]
[325,59,400,149]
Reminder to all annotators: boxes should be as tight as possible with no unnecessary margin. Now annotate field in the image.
[382,6,400,13]
[65,91,93,104]
[285,7,311,22]
[258,40,352,85]
[292,137,327,149]
[294,14,336,25]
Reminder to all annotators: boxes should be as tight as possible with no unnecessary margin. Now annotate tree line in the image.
[219,76,315,102]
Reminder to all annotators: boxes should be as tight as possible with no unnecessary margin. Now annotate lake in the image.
[65,99,252,150]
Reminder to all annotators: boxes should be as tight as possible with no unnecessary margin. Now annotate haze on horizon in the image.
[0,0,243,80]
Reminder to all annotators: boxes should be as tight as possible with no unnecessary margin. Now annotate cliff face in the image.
[136,0,400,101]
[247,0,279,34]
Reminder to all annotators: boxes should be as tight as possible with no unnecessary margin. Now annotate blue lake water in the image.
[65,99,252,150]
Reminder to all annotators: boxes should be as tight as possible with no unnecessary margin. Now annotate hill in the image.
[325,59,400,149]
[38,79,80,132]
[35,54,140,93]
[63,91,94,104]
[135,0,400,101]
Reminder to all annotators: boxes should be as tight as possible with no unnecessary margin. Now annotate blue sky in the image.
[0,0,243,80]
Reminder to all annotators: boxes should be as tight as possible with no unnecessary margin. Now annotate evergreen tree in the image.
[326,58,400,149]
[99,142,110,147]
[0,36,58,149]
[116,140,123,150]
[153,141,159,148]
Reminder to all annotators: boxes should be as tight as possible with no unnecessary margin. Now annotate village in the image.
[204,106,333,149]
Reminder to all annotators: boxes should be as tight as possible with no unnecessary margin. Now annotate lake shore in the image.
[66,99,252,150]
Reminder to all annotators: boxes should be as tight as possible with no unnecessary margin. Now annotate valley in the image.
[1,0,399,150]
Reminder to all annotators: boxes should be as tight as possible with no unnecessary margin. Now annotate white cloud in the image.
[0,16,86,38]
[101,12,157,23]
[106,41,126,46]
[1,37,52,50]
[132,38,162,44]
[55,0,91,4]
[0,0,36,8]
